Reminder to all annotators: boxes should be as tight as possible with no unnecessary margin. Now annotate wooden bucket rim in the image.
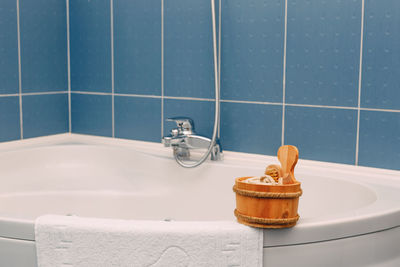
[235,176,301,189]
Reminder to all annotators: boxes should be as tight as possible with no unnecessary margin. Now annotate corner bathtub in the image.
[1,134,399,267]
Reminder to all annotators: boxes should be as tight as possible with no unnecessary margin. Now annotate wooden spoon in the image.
[277,145,299,184]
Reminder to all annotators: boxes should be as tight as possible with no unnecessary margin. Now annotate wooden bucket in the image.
[233,177,302,228]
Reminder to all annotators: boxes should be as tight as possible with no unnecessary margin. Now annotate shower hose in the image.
[174,0,221,168]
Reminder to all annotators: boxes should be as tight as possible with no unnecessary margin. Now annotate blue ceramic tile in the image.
[220,102,281,155]
[0,97,20,141]
[361,0,400,110]
[221,0,284,102]
[114,0,161,95]
[0,0,19,94]
[286,0,361,107]
[164,0,216,98]
[358,111,400,170]
[19,0,67,93]
[70,0,111,92]
[115,96,161,142]
[164,99,215,137]
[71,93,112,137]
[285,106,357,164]
[23,94,68,138]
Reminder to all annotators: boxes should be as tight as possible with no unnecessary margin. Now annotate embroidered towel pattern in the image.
[35,215,263,267]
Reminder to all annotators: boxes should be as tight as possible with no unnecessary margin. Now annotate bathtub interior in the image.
[0,143,378,221]
[0,134,399,247]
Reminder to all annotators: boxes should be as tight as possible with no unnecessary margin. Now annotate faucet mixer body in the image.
[162,117,223,161]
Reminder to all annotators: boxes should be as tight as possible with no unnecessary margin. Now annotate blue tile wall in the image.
[286,0,362,107]
[0,0,69,143]
[221,102,282,155]
[114,0,161,95]
[0,0,19,95]
[71,93,112,137]
[115,96,161,142]
[0,0,399,170]
[358,111,400,170]
[23,94,68,138]
[221,0,284,102]
[359,111,400,170]
[285,106,358,165]
[70,0,111,92]
[0,97,20,142]
[361,0,400,110]
[19,0,68,92]
[164,0,216,98]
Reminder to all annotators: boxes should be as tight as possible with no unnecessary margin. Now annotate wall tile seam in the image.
[161,0,164,140]
[16,0,23,139]
[19,91,69,96]
[0,94,19,98]
[68,92,400,113]
[110,0,115,138]
[0,92,69,97]
[355,0,365,166]
[66,0,72,133]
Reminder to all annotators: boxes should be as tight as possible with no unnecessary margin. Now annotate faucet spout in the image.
[162,117,223,163]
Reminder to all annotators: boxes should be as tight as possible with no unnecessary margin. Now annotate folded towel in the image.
[35,215,263,267]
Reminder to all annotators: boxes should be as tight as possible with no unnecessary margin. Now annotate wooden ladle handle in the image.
[277,145,299,183]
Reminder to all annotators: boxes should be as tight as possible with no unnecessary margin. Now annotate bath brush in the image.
[264,164,282,182]
[277,145,299,184]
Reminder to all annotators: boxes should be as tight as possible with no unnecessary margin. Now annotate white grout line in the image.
[221,99,281,105]
[0,92,69,97]
[355,0,365,166]
[360,107,400,113]
[16,0,23,139]
[281,0,288,147]
[115,93,161,99]
[110,0,115,138]
[161,0,164,139]
[66,0,72,133]
[67,91,400,113]
[71,91,112,95]
[285,103,358,110]
[165,95,215,102]
[0,94,19,98]
[21,91,69,96]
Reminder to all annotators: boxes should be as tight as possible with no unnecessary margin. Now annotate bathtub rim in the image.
[0,133,399,247]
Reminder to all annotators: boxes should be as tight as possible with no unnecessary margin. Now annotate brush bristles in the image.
[265,167,280,182]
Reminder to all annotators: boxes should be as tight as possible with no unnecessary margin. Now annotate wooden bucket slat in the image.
[234,177,302,229]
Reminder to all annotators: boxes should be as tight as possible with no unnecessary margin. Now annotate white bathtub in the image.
[0,134,399,266]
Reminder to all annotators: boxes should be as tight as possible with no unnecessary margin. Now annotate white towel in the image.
[35,215,263,267]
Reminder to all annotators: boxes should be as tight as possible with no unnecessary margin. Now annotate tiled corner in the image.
[70,0,111,92]
[19,0,67,93]
[361,0,400,110]
[285,0,361,107]
[221,0,284,102]
[164,0,215,98]
[285,106,358,164]
[115,96,161,142]
[71,94,112,137]
[22,94,68,138]
[0,0,19,95]
[164,99,215,137]
[0,97,20,141]
[114,0,161,96]
[358,111,400,170]
[221,102,282,155]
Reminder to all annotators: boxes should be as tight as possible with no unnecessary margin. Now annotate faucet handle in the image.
[167,117,195,133]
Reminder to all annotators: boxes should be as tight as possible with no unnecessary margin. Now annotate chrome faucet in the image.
[162,117,223,161]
